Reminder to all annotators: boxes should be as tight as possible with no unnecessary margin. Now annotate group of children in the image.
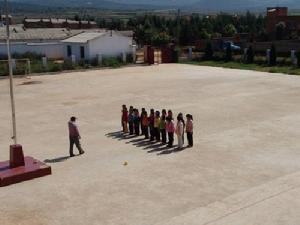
[121,105,193,149]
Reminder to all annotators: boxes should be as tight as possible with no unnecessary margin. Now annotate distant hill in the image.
[6,0,300,11]
[189,0,300,11]
[8,0,161,10]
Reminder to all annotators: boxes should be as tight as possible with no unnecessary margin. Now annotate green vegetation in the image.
[0,55,132,76]
[225,44,232,61]
[204,42,214,60]
[269,44,277,66]
[246,46,254,64]
[121,12,266,46]
[180,60,300,76]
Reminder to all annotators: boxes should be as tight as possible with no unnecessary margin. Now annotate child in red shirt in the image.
[121,105,128,133]
[186,114,194,147]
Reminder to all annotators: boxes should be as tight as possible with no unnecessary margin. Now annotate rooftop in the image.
[24,18,97,25]
[61,32,106,43]
[0,25,106,42]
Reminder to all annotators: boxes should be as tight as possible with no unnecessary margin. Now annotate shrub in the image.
[102,57,121,68]
[246,46,254,64]
[90,58,99,67]
[126,53,134,63]
[203,41,213,60]
[78,59,86,67]
[172,48,180,63]
[62,60,75,70]
[12,52,45,60]
[225,43,232,61]
[296,51,300,68]
[151,32,171,47]
[269,44,277,66]
[48,63,62,72]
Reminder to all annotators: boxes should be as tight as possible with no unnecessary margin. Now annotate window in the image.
[67,45,72,57]
[80,46,85,59]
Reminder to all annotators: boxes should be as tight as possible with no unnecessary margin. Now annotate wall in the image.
[88,33,133,60]
[0,42,64,59]
[63,43,88,61]
[249,40,300,53]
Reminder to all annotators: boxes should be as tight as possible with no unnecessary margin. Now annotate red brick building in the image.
[267,7,300,38]
[23,18,98,29]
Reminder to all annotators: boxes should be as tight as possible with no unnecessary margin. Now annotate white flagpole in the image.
[5,0,17,145]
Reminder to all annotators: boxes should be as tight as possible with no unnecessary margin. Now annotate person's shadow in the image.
[106,130,189,155]
[44,156,70,163]
[105,131,136,140]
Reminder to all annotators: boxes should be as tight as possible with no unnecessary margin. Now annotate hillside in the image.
[5,0,300,12]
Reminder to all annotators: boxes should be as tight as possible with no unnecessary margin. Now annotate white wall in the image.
[0,42,64,59]
[88,33,133,60]
[63,43,88,62]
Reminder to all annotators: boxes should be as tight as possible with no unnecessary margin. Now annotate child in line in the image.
[133,109,140,136]
[167,110,173,120]
[154,111,161,141]
[142,111,149,139]
[160,115,167,144]
[186,114,194,147]
[178,113,185,145]
[176,114,184,150]
[149,109,155,141]
[121,105,128,133]
[128,106,134,135]
[141,108,146,135]
[162,109,167,118]
[166,116,175,147]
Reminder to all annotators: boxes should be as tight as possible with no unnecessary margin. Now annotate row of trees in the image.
[203,42,300,67]
[96,12,266,46]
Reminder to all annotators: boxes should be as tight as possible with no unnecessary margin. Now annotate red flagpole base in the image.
[0,145,51,187]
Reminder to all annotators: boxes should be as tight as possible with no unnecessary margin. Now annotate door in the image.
[67,45,72,57]
[80,46,85,59]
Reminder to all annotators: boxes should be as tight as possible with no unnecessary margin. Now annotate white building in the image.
[0,25,134,61]
[61,31,134,61]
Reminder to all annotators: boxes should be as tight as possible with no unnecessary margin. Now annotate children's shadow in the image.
[147,145,170,153]
[126,137,146,144]
[44,156,70,163]
[143,143,164,150]
[105,131,136,141]
[158,147,188,155]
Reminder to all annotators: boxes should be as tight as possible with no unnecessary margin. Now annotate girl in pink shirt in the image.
[186,114,194,147]
[166,116,175,147]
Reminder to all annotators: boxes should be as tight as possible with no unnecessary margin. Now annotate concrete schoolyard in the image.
[0,64,300,225]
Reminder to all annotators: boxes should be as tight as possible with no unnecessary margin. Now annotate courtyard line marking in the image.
[201,185,300,225]
[153,171,300,225]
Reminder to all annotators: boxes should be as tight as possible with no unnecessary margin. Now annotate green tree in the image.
[223,24,237,37]
[246,46,254,64]
[275,22,287,40]
[204,41,214,60]
[296,51,300,67]
[151,32,171,47]
[269,44,277,66]
[225,43,232,61]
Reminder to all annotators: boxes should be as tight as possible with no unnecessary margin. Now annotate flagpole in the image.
[5,0,17,145]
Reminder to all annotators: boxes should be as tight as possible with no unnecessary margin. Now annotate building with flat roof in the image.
[267,7,300,39]
[23,18,98,29]
[62,31,134,61]
[0,26,134,60]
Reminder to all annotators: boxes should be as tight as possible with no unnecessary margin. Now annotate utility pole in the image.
[177,9,181,45]
[5,0,17,144]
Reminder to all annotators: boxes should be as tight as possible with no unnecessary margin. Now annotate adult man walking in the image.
[68,116,84,157]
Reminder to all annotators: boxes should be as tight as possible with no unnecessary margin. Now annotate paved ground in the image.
[0,64,300,225]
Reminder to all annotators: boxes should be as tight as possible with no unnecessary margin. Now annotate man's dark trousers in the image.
[69,136,84,156]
